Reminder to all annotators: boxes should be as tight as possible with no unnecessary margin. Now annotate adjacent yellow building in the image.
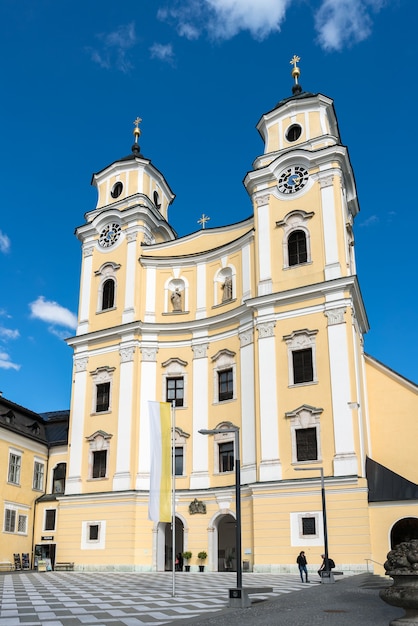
[1,60,417,576]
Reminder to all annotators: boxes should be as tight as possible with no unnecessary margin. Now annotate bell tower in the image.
[244,57,368,478]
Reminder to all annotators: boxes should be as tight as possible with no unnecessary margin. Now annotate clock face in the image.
[278,166,309,194]
[99,223,121,248]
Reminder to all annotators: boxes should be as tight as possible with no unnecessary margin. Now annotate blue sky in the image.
[0,0,416,413]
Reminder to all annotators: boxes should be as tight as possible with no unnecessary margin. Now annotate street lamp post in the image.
[294,467,330,576]
[199,426,242,589]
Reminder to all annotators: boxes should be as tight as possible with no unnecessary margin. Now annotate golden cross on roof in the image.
[197,213,210,229]
[133,116,142,143]
[290,55,301,84]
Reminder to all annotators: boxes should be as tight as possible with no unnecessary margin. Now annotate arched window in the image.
[288,230,308,266]
[102,279,115,310]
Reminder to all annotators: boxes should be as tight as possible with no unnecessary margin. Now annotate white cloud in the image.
[0,230,10,253]
[158,0,291,41]
[29,296,77,330]
[150,42,175,63]
[0,351,20,371]
[87,22,137,73]
[0,327,19,340]
[314,0,386,51]
[359,214,379,227]
[158,0,387,49]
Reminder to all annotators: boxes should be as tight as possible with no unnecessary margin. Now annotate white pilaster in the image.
[324,306,357,476]
[195,263,207,319]
[136,343,158,490]
[320,176,341,280]
[255,194,273,295]
[113,343,136,490]
[257,319,282,481]
[122,232,137,323]
[66,354,88,494]
[144,266,156,323]
[77,246,94,335]
[190,341,210,489]
[242,241,252,301]
[239,327,256,484]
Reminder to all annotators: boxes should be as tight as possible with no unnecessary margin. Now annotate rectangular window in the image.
[174,446,184,476]
[89,524,99,541]
[296,428,318,461]
[92,450,107,478]
[166,377,184,407]
[96,382,110,412]
[219,441,234,472]
[17,515,27,534]
[8,453,21,484]
[292,348,313,384]
[218,369,233,402]
[4,509,16,533]
[302,517,316,536]
[33,461,45,491]
[45,509,56,531]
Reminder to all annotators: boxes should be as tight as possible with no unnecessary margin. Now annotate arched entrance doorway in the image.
[164,517,184,571]
[217,514,236,571]
[391,518,418,548]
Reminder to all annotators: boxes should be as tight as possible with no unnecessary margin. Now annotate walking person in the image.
[297,551,309,582]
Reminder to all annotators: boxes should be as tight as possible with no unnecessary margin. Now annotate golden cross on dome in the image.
[133,116,142,143]
[197,213,210,229]
[290,54,301,84]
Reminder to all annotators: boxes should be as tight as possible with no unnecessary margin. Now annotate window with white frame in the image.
[86,431,112,480]
[162,358,188,408]
[172,427,189,476]
[4,507,16,532]
[299,513,320,538]
[81,520,106,550]
[17,514,27,534]
[8,451,21,485]
[33,460,45,491]
[213,423,237,474]
[276,210,314,269]
[45,509,56,531]
[283,329,318,386]
[212,350,236,404]
[95,262,120,313]
[285,404,323,465]
[90,366,115,414]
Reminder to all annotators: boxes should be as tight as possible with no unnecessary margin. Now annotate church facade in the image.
[2,60,417,575]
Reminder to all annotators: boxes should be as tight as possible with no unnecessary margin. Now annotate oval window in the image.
[286,124,302,142]
[111,182,123,198]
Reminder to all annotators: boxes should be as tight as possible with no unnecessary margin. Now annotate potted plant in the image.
[197,551,207,572]
[182,551,192,572]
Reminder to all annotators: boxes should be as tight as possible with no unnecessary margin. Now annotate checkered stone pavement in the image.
[0,571,312,626]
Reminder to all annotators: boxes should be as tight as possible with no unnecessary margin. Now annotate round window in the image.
[111,182,123,199]
[286,124,302,142]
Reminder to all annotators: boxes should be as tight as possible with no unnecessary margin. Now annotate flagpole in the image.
[171,401,176,597]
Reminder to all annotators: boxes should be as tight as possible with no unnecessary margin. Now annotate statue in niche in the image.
[171,288,182,312]
[221,275,232,302]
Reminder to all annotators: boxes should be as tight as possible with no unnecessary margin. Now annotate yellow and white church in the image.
[1,58,418,576]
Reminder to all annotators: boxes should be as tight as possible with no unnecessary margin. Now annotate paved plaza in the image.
[0,570,403,626]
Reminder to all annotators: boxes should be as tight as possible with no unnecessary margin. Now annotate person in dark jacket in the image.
[318,553,335,577]
[296,551,309,582]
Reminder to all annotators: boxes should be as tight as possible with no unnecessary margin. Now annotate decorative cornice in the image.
[239,329,254,347]
[140,346,158,361]
[257,321,276,338]
[192,343,209,359]
[83,246,94,258]
[74,357,88,372]
[324,307,346,325]
[120,346,135,363]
